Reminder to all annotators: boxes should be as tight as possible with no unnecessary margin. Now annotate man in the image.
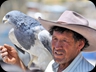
[38,10,95,72]
[0,10,95,72]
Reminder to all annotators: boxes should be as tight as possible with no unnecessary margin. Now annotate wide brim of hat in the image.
[38,17,96,52]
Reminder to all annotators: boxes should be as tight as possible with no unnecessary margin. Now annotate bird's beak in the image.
[2,16,8,24]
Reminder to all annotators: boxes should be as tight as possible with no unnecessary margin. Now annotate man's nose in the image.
[55,41,63,49]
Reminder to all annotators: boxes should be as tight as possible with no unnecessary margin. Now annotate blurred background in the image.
[0,0,96,71]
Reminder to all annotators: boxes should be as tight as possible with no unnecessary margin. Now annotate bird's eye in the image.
[6,15,10,18]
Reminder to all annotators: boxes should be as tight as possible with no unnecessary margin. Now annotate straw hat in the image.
[38,10,96,52]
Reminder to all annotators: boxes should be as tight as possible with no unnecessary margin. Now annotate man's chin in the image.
[54,58,65,64]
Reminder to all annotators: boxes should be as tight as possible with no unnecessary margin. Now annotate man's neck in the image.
[57,60,72,72]
[57,52,80,72]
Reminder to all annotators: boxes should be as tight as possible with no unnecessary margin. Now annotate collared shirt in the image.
[45,53,94,72]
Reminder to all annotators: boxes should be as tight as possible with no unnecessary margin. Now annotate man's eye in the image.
[63,40,67,42]
[52,38,57,41]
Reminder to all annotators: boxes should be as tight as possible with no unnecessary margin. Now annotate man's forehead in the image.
[53,29,74,34]
[53,30,74,37]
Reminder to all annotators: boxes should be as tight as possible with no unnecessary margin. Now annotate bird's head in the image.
[2,10,26,28]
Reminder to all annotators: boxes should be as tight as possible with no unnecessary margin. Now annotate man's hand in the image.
[0,44,19,65]
[0,44,27,71]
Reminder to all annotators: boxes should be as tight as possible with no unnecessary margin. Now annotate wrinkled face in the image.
[51,31,83,64]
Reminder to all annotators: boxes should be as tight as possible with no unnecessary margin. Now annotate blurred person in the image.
[0,10,96,72]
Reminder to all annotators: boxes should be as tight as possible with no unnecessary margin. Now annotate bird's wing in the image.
[14,28,36,50]
[38,30,52,54]
[9,28,25,54]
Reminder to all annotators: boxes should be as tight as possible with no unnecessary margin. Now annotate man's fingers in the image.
[3,56,8,62]
[3,56,16,64]
[0,44,12,53]
[0,46,8,58]
[0,45,17,64]
[0,48,7,53]
[0,46,3,50]
[1,52,8,58]
[3,56,9,63]
[3,44,12,51]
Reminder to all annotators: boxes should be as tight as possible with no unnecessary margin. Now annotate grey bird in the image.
[2,10,53,70]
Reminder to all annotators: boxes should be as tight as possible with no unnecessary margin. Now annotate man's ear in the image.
[78,40,85,51]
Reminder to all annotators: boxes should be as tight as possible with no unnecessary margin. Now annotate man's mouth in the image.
[54,51,63,55]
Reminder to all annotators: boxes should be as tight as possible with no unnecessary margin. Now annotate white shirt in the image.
[45,53,94,72]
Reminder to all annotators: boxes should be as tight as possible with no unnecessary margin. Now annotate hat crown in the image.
[57,10,89,26]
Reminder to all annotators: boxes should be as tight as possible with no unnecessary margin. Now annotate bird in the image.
[2,10,53,70]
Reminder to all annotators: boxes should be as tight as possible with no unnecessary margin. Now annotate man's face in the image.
[51,31,82,64]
